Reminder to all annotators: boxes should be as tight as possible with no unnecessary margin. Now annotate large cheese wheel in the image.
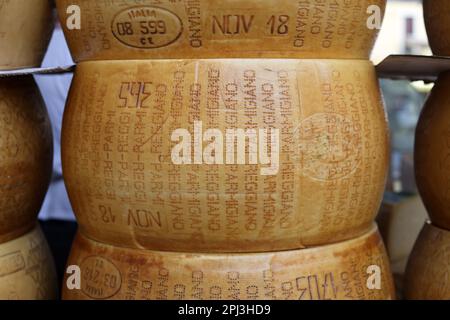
[415,71,450,230]
[0,224,57,300]
[63,225,395,300]
[0,76,53,244]
[0,0,53,70]
[404,222,450,300]
[423,0,450,56]
[55,0,386,61]
[62,59,389,252]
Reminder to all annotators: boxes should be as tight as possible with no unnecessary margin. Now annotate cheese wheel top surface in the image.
[63,224,395,300]
[415,71,450,230]
[0,0,54,70]
[56,0,386,61]
[0,76,53,244]
[0,225,58,300]
[62,59,389,253]
[404,222,450,300]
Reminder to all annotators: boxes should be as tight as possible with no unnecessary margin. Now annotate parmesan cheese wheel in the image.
[423,0,450,56]
[55,0,386,61]
[62,225,395,300]
[0,76,53,244]
[415,71,450,230]
[404,222,450,300]
[0,224,58,300]
[62,59,389,252]
[0,0,53,70]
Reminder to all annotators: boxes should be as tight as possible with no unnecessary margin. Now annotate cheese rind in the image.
[0,0,53,70]
[415,71,450,230]
[423,0,450,56]
[0,76,53,244]
[55,0,386,61]
[62,59,389,252]
[63,225,395,300]
[0,225,58,300]
[404,222,450,300]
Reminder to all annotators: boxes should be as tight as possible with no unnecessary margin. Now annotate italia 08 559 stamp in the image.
[111,6,184,49]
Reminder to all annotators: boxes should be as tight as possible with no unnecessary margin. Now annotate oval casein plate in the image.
[111,6,183,49]
[80,256,122,299]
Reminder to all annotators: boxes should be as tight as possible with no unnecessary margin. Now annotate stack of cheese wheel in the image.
[0,0,53,70]
[0,0,57,299]
[0,76,57,299]
[57,0,395,299]
[406,70,450,299]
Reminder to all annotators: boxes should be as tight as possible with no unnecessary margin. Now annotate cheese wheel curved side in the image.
[0,224,58,300]
[0,0,54,70]
[404,222,450,300]
[0,76,53,244]
[61,59,389,252]
[63,225,395,300]
[415,71,450,230]
[423,0,450,56]
[55,0,386,61]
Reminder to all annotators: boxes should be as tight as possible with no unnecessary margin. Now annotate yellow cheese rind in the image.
[62,59,389,253]
[423,0,450,56]
[55,0,386,61]
[0,225,58,300]
[0,76,53,244]
[404,222,450,300]
[63,225,395,300]
[0,0,53,70]
[415,72,450,230]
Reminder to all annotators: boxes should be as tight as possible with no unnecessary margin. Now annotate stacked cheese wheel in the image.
[404,223,450,300]
[0,77,57,299]
[406,70,450,300]
[423,0,450,57]
[0,226,57,300]
[57,0,394,299]
[405,6,450,299]
[0,1,57,299]
[0,0,53,70]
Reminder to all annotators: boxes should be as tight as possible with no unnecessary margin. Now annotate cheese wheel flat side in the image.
[55,0,386,61]
[0,224,58,300]
[404,222,450,300]
[0,76,53,244]
[423,0,450,56]
[63,224,395,300]
[415,71,450,230]
[62,59,389,252]
[0,0,53,70]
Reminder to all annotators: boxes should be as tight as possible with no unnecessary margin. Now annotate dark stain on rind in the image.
[111,6,184,49]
